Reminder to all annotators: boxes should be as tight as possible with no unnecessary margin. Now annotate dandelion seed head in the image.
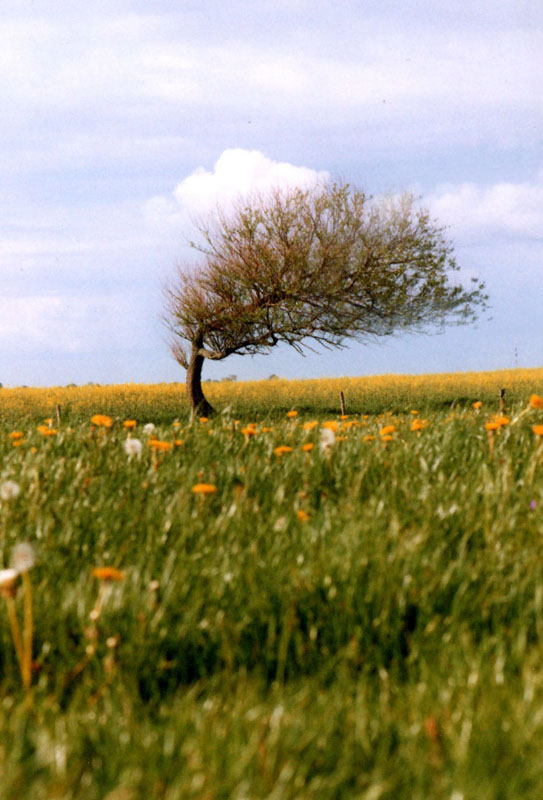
[124,438,143,458]
[0,480,20,501]
[10,542,36,573]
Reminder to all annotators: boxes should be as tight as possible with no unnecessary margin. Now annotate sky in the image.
[2,0,542,387]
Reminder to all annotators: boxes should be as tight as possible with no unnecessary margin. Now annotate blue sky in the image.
[2,0,542,387]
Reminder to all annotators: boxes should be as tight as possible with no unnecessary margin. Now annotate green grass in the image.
[1,397,543,798]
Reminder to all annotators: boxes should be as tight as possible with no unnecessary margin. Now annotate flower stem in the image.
[21,571,33,691]
[5,597,25,678]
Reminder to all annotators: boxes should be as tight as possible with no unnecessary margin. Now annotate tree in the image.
[164,182,487,415]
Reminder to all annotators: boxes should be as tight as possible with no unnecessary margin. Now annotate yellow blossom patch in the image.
[532,425,543,436]
[301,443,314,451]
[380,425,397,436]
[9,432,24,439]
[530,394,543,409]
[321,421,338,432]
[472,401,483,410]
[123,420,137,429]
[303,421,319,431]
[286,410,298,418]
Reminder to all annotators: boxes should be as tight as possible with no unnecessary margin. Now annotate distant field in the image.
[2,366,543,422]
[2,371,543,797]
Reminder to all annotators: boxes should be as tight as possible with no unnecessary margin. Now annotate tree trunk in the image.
[186,343,214,416]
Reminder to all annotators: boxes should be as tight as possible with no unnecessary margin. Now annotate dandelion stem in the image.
[5,597,25,678]
[21,571,33,691]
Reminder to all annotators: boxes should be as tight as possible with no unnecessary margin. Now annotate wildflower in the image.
[174,439,184,446]
[124,438,143,458]
[148,439,174,451]
[199,417,209,424]
[172,421,181,428]
[411,419,428,432]
[261,426,274,433]
[380,425,397,436]
[322,421,338,432]
[530,500,537,510]
[10,543,35,573]
[411,410,419,415]
[92,567,125,581]
[37,425,57,436]
[339,414,349,420]
[492,416,510,427]
[142,423,156,435]
[472,401,483,410]
[274,445,293,455]
[91,415,113,428]
[241,426,257,437]
[0,481,20,501]
[303,421,318,431]
[381,434,394,442]
[191,483,217,494]
[9,432,24,440]
[297,509,310,523]
[530,394,543,409]
[301,443,314,451]
[123,420,137,429]
[362,434,375,442]
[319,428,336,451]
[485,421,501,432]
[286,410,298,418]
[533,425,543,436]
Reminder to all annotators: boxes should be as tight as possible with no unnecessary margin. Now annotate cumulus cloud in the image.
[145,148,329,229]
[426,171,543,241]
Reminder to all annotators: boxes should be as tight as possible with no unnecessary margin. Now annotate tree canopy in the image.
[164,182,487,414]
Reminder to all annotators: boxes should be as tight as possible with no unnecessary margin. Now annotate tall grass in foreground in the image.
[1,384,543,796]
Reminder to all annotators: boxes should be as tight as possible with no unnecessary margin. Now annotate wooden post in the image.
[499,388,506,413]
[340,391,346,416]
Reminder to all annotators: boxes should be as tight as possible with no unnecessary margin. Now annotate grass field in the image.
[2,369,543,799]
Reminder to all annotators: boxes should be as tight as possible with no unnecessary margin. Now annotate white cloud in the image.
[145,148,329,229]
[0,293,148,354]
[426,171,543,241]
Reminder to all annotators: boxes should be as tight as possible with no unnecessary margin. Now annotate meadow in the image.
[2,368,543,799]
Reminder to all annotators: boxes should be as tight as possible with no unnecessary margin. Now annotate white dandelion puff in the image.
[319,428,336,452]
[142,423,156,435]
[10,542,36,573]
[124,438,143,458]
[0,481,20,501]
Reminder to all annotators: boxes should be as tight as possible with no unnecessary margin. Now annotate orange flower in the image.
[301,443,314,451]
[148,439,174,451]
[241,426,258,437]
[381,434,394,442]
[380,425,396,436]
[322,421,338,432]
[472,401,483,410]
[339,414,349,420]
[37,426,57,436]
[12,439,25,447]
[123,420,137,429]
[199,417,209,423]
[174,439,184,446]
[362,435,375,442]
[532,425,543,436]
[411,410,419,415]
[261,426,274,433]
[297,509,310,522]
[411,419,428,432]
[485,421,501,432]
[91,415,113,428]
[9,432,24,439]
[92,567,124,581]
[274,445,293,455]
[191,483,217,494]
[303,421,318,431]
[530,394,543,409]
[286,410,298,418]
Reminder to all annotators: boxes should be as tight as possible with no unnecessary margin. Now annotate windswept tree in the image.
[164,182,487,415]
